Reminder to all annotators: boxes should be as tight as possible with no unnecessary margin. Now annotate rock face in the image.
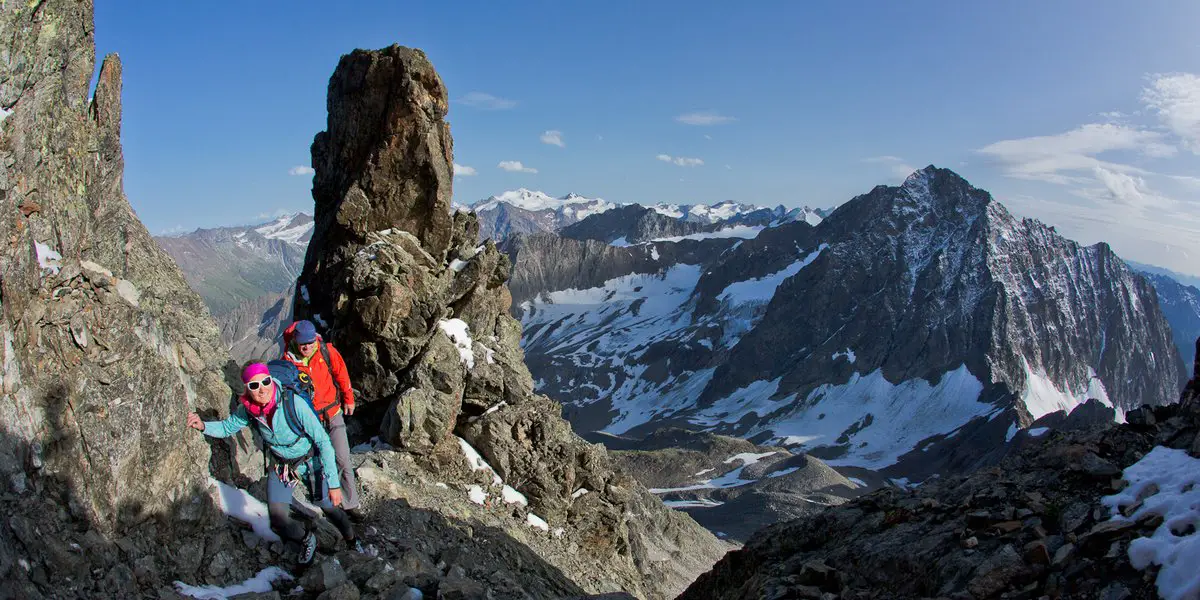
[679,362,1200,600]
[560,205,711,245]
[1134,270,1200,367]
[514,167,1185,481]
[293,45,726,599]
[0,0,238,532]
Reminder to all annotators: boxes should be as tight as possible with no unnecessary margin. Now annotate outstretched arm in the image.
[189,403,251,439]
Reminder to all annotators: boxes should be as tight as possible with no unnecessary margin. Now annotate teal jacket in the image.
[202,391,341,492]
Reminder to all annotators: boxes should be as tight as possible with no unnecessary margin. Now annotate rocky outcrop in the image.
[292,45,726,599]
[680,359,1200,599]
[0,0,241,532]
[560,205,710,245]
[1136,270,1200,367]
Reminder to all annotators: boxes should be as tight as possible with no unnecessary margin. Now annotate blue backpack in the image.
[252,360,321,452]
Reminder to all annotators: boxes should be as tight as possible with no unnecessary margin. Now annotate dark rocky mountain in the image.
[514,167,1186,488]
[680,359,1200,600]
[1130,270,1200,367]
[290,44,727,599]
[155,213,312,315]
[560,205,711,245]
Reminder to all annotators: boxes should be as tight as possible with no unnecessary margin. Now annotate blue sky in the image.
[96,1,1200,275]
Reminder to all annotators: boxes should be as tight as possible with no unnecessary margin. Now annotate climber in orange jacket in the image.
[282,319,363,521]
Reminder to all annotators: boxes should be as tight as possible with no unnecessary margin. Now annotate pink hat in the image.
[241,363,270,384]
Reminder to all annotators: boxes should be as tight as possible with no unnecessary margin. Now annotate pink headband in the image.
[242,363,270,384]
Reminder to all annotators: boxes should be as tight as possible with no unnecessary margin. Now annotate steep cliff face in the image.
[292,45,726,599]
[0,0,238,532]
[514,167,1185,481]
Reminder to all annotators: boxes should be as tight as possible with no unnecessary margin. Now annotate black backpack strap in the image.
[319,341,344,416]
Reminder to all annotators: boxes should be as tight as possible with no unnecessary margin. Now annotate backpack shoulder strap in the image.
[279,390,312,443]
[319,341,343,406]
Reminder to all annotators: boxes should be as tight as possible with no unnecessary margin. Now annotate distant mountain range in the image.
[464,188,828,243]
[154,213,312,316]
[506,167,1188,484]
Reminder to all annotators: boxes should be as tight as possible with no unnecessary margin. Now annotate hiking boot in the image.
[298,532,317,565]
[346,507,365,523]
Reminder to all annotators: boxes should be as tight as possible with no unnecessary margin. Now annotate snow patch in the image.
[449,258,469,272]
[664,499,724,508]
[693,365,991,470]
[610,236,630,247]
[438,319,475,369]
[1028,427,1050,437]
[175,567,292,600]
[1020,361,1116,421]
[652,225,764,244]
[466,485,487,505]
[832,348,857,364]
[526,513,550,531]
[718,244,827,306]
[35,242,62,274]
[209,477,280,542]
[300,285,310,302]
[456,437,502,485]
[571,488,589,499]
[1101,446,1200,600]
[501,485,528,506]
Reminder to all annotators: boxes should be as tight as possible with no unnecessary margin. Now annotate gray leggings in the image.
[265,460,354,544]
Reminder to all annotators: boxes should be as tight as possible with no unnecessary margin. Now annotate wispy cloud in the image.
[157,224,188,236]
[540,130,565,147]
[498,160,538,173]
[457,91,517,110]
[863,155,916,180]
[656,154,704,167]
[288,166,315,176]
[453,163,477,176]
[976,123,1173,184]
[1142,73,1200,152]
[675,110,737,126]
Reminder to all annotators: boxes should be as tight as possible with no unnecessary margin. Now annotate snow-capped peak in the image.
[471,189,611,213]
[254,213,314,245]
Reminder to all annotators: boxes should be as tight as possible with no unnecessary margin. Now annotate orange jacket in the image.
[282,323,355,421]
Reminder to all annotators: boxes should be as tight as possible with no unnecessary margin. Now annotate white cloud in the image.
[863,155,916,180]
[453,163,477,176]
[540,130,565,147]
[675,110,737,126]
[157,224,188,236]
[1141,73,1200,152]
[457,92,517,110]
[498,160,537,173]
[704,134,713,140]
[976,123,1174,184]
[288,166,315,176]
[656,154,703,167]
[1088,167,1176,211]
[596,134,604,141]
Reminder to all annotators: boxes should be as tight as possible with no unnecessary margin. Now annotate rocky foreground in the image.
[679,344,1200,600]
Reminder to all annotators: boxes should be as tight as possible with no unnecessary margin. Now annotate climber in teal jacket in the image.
[187,362,354,564]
